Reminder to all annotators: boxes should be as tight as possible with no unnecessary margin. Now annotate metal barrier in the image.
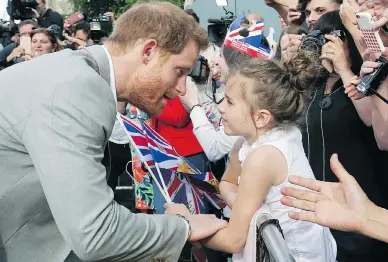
[256,213,296,262]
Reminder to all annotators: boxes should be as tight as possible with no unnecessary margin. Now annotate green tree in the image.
[69,0,184,17]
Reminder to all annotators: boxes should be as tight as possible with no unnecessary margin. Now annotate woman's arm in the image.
[202,145,288,253]
[371,78,388,150]
[339,70,373,126]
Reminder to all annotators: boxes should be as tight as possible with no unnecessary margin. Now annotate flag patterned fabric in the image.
[118,114,154,168]
[224,14,271,59]
[118,114,225,211]
[152,168,207,214]
[139,119,200,174]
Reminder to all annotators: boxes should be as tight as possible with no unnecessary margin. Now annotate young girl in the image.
[201,50,337,261]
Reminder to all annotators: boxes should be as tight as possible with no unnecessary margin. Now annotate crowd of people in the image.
[0,0,387,262]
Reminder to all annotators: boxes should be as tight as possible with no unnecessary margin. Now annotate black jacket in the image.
[38,8,63,32]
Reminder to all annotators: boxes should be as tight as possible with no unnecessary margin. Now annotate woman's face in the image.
[31,33,55,55]
[215,47,229,83]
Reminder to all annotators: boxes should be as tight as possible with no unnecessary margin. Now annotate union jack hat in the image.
[224,15,271,59]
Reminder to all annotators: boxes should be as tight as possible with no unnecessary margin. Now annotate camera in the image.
[189,56,210,84]
[88,15,112,43]
[207,8,236,44]
[9,0,38,20]
[357,57,388,96]
[300,30,346,53]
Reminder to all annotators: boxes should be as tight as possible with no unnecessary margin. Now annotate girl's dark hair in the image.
[313,10,362,75]
[232,49,325,127]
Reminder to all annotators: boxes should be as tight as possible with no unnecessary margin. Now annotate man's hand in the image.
[340,0,360,30]
[164,203,228,242]
[280,154,374,233]
[287,8,302,25]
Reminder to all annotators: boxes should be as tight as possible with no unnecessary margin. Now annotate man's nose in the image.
[175,77,186,96]
[307,13,318,25]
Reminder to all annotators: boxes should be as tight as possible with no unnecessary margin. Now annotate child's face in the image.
[218,74,256,137]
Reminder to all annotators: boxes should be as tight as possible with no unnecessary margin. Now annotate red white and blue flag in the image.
[117,114,225,211]
[118,114,154,168]
[224,14,271,59]
[139,119,200,174]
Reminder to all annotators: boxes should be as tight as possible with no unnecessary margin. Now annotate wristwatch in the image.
[176,214,192,240]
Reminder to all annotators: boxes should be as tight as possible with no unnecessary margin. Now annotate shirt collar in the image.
[101,45,117,110]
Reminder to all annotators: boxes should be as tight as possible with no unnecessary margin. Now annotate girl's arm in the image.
[202,145,288,253]
[219,138,244,208]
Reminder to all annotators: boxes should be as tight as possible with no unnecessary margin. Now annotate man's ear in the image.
[253,109,272,129]
[141,39,158,65]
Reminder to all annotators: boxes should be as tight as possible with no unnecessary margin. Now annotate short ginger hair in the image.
[107,2,208,54]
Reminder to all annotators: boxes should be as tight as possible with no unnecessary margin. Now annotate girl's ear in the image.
[252,109,272,129]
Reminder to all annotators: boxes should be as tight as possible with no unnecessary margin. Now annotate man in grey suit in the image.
[0,2,227,262]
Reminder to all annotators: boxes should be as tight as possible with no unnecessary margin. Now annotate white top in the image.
[188,44,239,161]
[191,106,239,162]
[101,45,130,144]
[237,126,337,262]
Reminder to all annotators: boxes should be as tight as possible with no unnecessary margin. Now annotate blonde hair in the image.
[234,50,325,127]
[107,1,208,54]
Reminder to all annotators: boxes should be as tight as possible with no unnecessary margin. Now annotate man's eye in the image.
[305,11,311,17]
[177,69,184,76]
[318,8,325,14]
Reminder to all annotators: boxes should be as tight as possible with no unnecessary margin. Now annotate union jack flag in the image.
[153,168,207,214]
[117,114,154,168]
[118,113,225,210]
[139,119,200,174]
[224,14,271,59]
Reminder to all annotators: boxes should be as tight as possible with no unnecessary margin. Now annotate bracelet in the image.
[176,214,192,240]
[190,104,201,113]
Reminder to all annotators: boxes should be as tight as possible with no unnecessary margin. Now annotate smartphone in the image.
[66,12,84,27]
[356,12,385,53]
[20,36,31,53]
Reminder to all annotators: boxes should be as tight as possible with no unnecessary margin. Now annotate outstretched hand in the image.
[280,154,374,233]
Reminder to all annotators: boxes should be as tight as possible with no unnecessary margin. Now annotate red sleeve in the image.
[156,97,190,128]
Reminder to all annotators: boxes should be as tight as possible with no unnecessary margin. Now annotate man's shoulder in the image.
[46,9,63,19]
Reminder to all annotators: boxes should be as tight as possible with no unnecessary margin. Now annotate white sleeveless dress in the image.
[235,126,337,262]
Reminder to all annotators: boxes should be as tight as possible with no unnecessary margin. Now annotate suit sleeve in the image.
[22,77,187,262]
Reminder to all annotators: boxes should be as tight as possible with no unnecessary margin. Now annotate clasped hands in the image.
[164,203,228,243]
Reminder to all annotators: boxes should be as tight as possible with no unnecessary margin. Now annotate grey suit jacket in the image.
[0,45,187,262]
